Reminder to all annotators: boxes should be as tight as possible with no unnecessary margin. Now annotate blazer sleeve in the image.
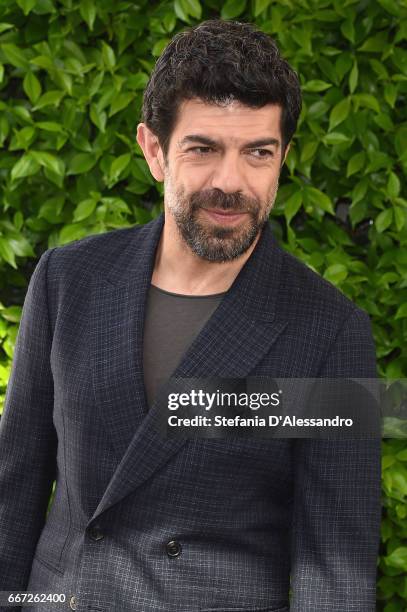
[0,248,58,591]
[289,307,382,612]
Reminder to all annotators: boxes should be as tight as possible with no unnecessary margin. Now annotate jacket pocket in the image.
[32,553,64,576]
[26,555,67,601]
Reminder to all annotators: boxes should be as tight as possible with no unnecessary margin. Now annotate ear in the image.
[282,142,291,166]
[136,123,165,181]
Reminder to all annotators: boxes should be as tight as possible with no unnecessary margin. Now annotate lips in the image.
[203,208,246,216]
[202,207,249,226]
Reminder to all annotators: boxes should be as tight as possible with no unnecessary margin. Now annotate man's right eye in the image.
[188,147,213,154]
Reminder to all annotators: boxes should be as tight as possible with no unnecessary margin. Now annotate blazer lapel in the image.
[90,212,288,523]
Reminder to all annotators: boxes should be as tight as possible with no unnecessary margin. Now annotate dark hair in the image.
[141,19,302,161]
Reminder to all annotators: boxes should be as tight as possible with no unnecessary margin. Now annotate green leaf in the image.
[163,12,176,33]
[52,70,72,95]
[184,0,202,18]
[385,546,407,570]
[90,104,107,132]
[1,305,22,322]
[32,90,64,109]
[346,151,365,177]
[396,449,407,461]
[329,97,351,131]
[36,121,65,133]
[1,43,29,69]
[323,263,348,284]
[68,153,98,175]
[9,125,36,150]
[377,0,401,17]
[353,93,380,113]
[10,154,40,180]
[109,153,131,181]
[101,42,116,72]
[284,191,302,224]
[341,18,355,43]
[395,126,407,160]
[23,71,42,104]
[109,93,134,117]
[374,113,394,132]
[375,208,393,233]
[152,38,170,57]
[131,157,155,185]
[38,195,65,223]
[30,55,54,70]
[370,59,389,80]
[8,234,35,257]
[0,116,9,146]
[89,71,104,97]
[16,0,37,15]
[254,0,271,16]
[335,53,352,83]
[80,0,96,30]
[300,141,318,163]
[307,100,330,119]
[387,172,400,199]
[0,238,17,268]
[221,0,247,19]
[384,83,397,108]
[73,198,97,222]
[12,106,32,124]
[365,151,393,173]
[0,23,14,34]
[394,206,405,232]
[59,224,88,245]
[174,0,189,22]
[127,72,149,90]
[395,303,407,320]
[358,32,388,53]
[304,187,334,215]
[302,80,332,92]
[29,151,64,176]
[348,61,358,93]
[323,132,350,145]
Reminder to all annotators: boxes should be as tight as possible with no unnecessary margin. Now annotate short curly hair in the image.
[141,19,302,160]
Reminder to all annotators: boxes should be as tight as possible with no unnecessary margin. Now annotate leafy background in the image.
[0,0,406,609]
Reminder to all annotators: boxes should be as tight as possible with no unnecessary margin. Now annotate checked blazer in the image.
[0,212,382,611]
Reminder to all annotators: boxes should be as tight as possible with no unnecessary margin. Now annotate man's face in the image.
[161,98,287,262]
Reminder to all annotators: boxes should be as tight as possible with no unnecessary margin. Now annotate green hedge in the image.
[0,0,406,609]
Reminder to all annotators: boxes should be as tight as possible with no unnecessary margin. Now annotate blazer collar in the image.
[104,211,283,322]
[90,212,288,523]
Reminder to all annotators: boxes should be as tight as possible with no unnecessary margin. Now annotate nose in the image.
[209,151,246,194]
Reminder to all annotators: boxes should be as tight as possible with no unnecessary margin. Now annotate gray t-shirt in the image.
[143,284,226,409]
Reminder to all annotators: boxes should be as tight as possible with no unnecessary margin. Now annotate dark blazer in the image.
[0,212,382,612]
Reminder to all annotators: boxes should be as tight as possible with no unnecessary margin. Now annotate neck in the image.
[151,211,262,296]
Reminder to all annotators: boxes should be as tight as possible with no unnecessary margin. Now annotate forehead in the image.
[172,98,282,144]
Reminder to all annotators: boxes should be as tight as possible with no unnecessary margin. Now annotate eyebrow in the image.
[178,134,280,149]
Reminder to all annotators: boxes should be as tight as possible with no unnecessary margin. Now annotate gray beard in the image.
[172,207,268,262]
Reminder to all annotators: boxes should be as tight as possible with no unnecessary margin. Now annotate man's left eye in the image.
[251,149,273,158]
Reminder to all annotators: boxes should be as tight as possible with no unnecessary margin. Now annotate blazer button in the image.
[166,539,181,557]
[69,595,77,610]
[88,525,104,541]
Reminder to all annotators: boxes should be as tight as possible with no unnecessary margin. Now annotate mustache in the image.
[189,189,258,214]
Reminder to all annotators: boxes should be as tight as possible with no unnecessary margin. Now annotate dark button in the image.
[88,525,104,541]
[166,539,181,557]
[69,595,77,610]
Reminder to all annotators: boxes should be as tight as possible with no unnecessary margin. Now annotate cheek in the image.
[179,163,214,189]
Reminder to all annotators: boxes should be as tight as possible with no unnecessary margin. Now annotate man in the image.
[0,18,381,612]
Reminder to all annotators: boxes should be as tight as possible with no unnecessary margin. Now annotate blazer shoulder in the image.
[44,223,143,283]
